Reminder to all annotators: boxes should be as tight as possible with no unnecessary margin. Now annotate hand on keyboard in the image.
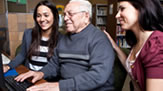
[14,70,44,83]
[5,75,33,91]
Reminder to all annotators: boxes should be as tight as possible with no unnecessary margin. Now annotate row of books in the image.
[116,25,125,36]
[96,17,107,25]
[116,25,130,48]
[116,35,130,48]
[97,7,107,15]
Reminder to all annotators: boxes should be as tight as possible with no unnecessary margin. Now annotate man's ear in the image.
[84,12,90,23]
[85,12,90,19]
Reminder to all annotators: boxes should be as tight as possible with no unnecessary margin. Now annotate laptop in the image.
[0,52,33,91]
[0,52,9,91]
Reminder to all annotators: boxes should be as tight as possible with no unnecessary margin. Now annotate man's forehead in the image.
[64,7,79,13]
[64,2,80,11]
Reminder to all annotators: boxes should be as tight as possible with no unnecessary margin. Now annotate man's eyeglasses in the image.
[64,11,85,18]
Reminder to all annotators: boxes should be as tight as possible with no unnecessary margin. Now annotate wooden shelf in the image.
[92,4,108,31]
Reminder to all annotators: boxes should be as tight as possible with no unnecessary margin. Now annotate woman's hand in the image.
[103,30,117,49]
[3,65,10,73]
[103,30,127,66]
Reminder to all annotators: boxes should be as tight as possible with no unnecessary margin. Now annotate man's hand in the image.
[26,82,60,91]
[14,70,44,83]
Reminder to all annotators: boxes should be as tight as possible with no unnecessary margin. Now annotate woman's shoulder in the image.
[144,31,163,48]
[23,28,33,36]
[24,28,32,33]
[139,31,163,67]
[148,30,163,42]
[142,30,163,56]
[23,28,32,34]
[150,30,163,38]
[140,31,163,78]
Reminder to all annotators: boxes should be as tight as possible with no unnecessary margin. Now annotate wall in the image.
[8,13,34,58]
[0,14,9,55]
[89,0,107,4]
[26,0,107,12]
[8,2,26,13]
[6,0,108,13]
[27,0,53,13]
[0,0,6,14]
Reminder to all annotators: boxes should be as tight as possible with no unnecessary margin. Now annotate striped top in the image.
[29,37,49,71]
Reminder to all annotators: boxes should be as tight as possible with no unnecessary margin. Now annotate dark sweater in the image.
[41,24,115,91]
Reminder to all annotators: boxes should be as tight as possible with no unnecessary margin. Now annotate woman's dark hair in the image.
[28,0,59,60]
[118,0,163,47]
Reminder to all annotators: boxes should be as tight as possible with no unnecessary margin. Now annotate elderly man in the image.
[16,0,115,91]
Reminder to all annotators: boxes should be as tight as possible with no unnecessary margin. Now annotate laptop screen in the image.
[0,52,8,91]
[0,52,5,87]
[0,53,32,91]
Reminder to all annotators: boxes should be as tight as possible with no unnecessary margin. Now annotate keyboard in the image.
[5,75,33,91]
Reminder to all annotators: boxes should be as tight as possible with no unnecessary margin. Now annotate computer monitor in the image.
[0,52,32,91]
[0,52,8,91]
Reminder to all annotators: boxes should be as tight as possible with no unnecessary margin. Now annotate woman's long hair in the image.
[118,0,163,47]
[27,0,59,60]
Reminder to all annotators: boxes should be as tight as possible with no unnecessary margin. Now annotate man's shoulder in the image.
[88,24,106,38]
[58,32,65,40]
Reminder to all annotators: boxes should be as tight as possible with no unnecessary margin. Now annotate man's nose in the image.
[64,15,69,21]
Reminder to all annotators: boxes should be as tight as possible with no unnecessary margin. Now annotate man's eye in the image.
[69,12,73,16]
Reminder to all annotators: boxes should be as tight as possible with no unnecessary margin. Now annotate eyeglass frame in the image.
[63,11,86,18]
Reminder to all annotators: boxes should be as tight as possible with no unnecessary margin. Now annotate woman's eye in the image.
[37,14,41,18]
[44,14,49,17]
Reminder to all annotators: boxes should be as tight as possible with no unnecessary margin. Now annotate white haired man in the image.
[15,0,115,91]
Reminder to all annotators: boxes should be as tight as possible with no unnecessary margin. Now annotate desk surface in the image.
[15,65,46,85]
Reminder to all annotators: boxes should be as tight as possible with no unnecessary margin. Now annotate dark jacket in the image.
[8,29,32,69]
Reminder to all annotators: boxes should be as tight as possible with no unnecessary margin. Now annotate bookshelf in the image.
[116,22,130,48]
[92,4,108,31]
[107,0,130,48]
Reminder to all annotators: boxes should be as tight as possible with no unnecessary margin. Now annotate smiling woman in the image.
[3,0,59,77]
[104,0,163,91]
[116,1,139,31]
[36,5,54,33]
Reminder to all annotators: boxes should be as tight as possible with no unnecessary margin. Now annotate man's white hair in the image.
[69,0,92,18]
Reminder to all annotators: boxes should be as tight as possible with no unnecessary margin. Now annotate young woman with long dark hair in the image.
[104,0,163,90]
[3,0,59,72]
